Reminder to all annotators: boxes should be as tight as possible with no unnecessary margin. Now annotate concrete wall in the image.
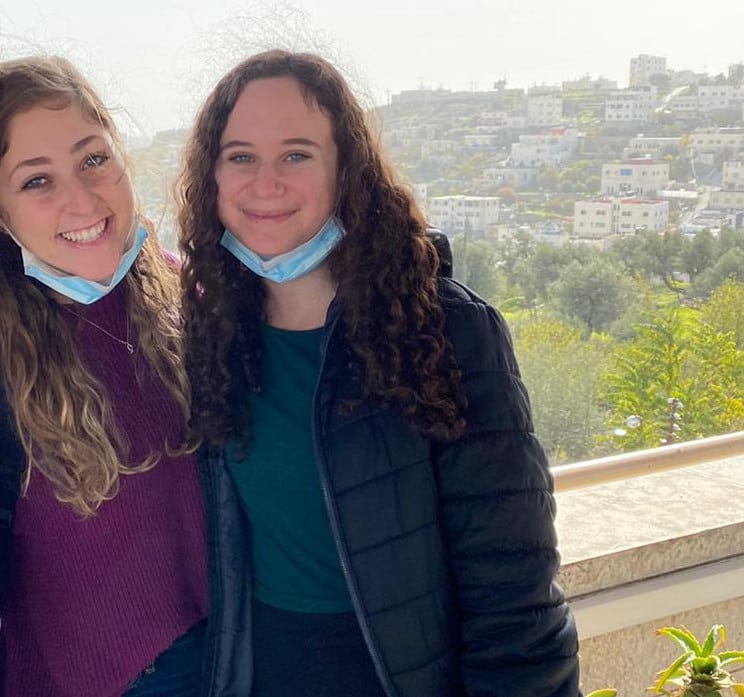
[555,455,744,695]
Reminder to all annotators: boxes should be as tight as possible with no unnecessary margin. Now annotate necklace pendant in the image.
[125,342,135,355]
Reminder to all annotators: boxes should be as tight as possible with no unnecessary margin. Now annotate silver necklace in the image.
[63,306,134,354]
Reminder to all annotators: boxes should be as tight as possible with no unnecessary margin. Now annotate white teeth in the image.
[60,219,107,243]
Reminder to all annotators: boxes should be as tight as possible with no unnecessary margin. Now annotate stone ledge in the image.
[555,453,744,598]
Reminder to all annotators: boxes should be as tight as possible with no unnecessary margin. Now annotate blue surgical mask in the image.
[18,224,148,305]
[220,217,344,284]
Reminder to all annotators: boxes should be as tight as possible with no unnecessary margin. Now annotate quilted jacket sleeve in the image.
[433,282,580,697]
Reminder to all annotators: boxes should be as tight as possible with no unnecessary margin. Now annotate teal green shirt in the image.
[226,324,353,613]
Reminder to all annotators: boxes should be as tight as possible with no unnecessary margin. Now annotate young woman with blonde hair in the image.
[0,56,207,697]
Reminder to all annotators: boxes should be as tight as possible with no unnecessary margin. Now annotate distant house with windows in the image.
[509,128,579,168]
[573,198,669,238]
[526,94,563,127]
[425,195,500,234]
[601,159,670,196]
[629,54,667,87]
[605,86,658,123]
[710,160,744,209]
[687,128,744,155]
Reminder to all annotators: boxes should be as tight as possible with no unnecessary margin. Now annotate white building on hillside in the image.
[687,129,744,154]
[562,75,618,91]
[710,191,744,208]
[629,54,667,87]
[426,196,500,234]
[605,86,658,123]
[481,167,537,189]
[624,135,681,158]
[573,198,669,237]
[463,134,502,148]
[667,87,744,116]
[527,94,563,127]
[710,160,744,209]
[698,85,735,112]
[667,93,699,116]
[420,139,459,157]
[723,161,744,191]
[601,160,670,196]
[509,128,579,168]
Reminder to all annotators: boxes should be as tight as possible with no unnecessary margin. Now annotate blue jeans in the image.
[122,619,206,697]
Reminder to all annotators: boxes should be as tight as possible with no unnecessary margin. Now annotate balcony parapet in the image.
[552,430,744,492]
[554,440,744,695]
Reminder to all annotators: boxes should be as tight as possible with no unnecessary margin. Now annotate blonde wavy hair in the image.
[0,56,191,517]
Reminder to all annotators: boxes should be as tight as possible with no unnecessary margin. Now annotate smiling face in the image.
[0,102,135,281]
[214,77,338,258]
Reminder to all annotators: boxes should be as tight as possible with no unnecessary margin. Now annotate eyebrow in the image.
[9,134,105,178]
[220,137,322,152]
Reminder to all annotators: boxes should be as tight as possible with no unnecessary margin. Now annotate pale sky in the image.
[2,0,743,134]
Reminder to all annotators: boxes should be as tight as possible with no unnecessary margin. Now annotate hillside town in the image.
[382,54,744,245]
[131,53,744,252]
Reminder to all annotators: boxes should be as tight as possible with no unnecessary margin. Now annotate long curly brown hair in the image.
[178,49,466,446]
[0,56,191,516]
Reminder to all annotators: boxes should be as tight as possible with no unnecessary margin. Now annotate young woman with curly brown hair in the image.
[0,56,207,696]
[179,49,580,697]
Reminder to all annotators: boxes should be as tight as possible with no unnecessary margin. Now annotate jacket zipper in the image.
[311,308,399,697]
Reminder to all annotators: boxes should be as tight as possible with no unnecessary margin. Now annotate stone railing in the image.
[553,435,744,695]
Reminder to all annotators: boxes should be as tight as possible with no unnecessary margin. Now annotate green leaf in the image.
[585,691,617,697]
[651,652,693,693]
[657,626,703,655]
[701,625,724,656]
[718,650,744,667]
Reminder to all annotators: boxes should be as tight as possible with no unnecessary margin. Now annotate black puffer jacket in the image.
[198,278,580,697]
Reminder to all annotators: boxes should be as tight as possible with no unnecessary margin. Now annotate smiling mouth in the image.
[58,218,108,243]
[244,209,295,220]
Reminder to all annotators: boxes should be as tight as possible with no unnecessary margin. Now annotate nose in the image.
[251,162,284,198]
[63,176,99,215]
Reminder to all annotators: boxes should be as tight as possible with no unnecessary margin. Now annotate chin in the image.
[70,260,120,283]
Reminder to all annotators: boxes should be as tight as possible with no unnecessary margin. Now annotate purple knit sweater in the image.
[1,282,208,697]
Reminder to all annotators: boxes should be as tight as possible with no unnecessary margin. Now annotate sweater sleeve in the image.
[433,285,580,697]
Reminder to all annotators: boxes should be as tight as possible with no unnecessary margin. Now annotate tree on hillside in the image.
[599,305,744,451]
[512,243,567,312]
[599,306,694,451]
[690,247,744,296]
[450,237,500,303]
[648,72,672,93]
[679,229,716,280]
[495,187,516,205]
[551,257,635,333]
[536,167,560,192]
[716,227,744,256]
[700,280,744,348]
[682,323,744,437]
[609,229,685,292]
[512,319,610,463]
[493,229,536,289]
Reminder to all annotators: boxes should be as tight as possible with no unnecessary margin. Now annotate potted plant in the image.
[586,624,744,697]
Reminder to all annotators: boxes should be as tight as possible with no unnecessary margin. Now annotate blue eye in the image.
[228,153,254,164]
[21,175,49,191]
[83,152,110,169]
[286,152,310,163]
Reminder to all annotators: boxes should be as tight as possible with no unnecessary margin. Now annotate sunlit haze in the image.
[2,0,743,134]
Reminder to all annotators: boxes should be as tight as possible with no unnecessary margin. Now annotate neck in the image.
[263,264,336,330]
